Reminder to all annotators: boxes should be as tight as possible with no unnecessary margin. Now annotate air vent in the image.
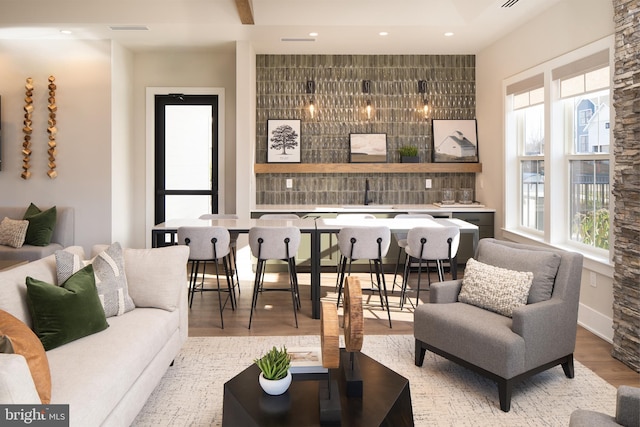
[280,38,316,42]
[109,25,149,31]
[501,0,520,7]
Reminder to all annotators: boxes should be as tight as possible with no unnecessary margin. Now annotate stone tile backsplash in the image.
[256,54,477,205]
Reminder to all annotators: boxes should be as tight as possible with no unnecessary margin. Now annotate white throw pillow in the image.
[458,258,534,317]
[0,217,29,248]
[123,245,189,312]
[55,242,135,317]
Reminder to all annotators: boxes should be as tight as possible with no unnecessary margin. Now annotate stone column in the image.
[611,0,640,372]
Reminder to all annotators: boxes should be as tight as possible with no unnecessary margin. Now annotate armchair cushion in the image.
[458,258,533,317]
[476,239,561,304]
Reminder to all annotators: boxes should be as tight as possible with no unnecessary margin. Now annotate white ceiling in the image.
[0,0,563,54]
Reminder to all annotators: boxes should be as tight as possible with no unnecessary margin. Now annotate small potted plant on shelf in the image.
[255,346,292,395]
[398,145,419,163]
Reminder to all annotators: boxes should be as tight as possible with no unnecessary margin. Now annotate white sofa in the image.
[0,244,189,427]
[0,206,75,261]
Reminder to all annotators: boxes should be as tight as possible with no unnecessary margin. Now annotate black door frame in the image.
[154,94,219,225]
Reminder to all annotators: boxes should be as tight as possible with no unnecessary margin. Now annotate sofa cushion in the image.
[123,245,189,311]
[26,265,109,350]
[23,204,57,247]
[46,307,180,424]
[477,240,561,304]
[55,242,135,317]
[0,310,51,403]
[0,217,29,248]
[459,258,533,317]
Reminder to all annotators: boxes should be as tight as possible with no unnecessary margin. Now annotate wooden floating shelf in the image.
[255,163,482,174]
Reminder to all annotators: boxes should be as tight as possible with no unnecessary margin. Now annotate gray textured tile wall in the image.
[256,54,477,205]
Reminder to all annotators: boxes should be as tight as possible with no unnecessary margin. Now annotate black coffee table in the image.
[222,348,413,426]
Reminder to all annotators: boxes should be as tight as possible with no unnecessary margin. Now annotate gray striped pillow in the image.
[55,242,135,317]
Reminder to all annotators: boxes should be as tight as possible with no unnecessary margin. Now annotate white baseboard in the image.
[578,303,614,343]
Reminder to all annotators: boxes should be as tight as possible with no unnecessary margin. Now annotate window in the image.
[507,77,545,232]
[504,38,613,259]
[557,65,610,250]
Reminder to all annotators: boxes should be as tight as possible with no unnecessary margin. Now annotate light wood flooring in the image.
[187,266,639,389]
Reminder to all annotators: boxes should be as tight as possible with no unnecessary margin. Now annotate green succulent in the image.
[254,346,291,380]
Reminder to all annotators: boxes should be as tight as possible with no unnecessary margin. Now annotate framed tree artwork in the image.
[432,119,479,163]
[267,119,301,163]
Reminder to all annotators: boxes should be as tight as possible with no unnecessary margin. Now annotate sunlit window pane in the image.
[586,67,609,92]
[570,160,610,249]
[513,92,530,109]
[529,87,544,105]
[515,103,544,155]
[165,195,212,221]
[560,75,584,98]
[165,105,212,190]
[521,160,544,231]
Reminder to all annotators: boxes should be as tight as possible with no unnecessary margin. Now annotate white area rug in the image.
[132,335,616,426]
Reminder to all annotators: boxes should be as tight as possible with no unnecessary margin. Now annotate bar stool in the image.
[248,226,301,329]
[401,224,460,308]
[334,214,376,291]
[177,226,236,329]
[199,214,241,295]
[391,213,434,291]
[336,225,392,328]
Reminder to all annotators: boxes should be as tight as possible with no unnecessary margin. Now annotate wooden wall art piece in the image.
[47,76,58,179]
[21,77,34,180]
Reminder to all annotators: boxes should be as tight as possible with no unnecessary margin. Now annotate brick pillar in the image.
[611,0,640,372]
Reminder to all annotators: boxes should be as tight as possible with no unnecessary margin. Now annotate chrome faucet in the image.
[364,179,372,205]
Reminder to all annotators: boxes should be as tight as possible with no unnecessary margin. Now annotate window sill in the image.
[501,228,614,278]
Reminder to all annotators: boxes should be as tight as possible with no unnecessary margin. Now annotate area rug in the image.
[131,335,616,426]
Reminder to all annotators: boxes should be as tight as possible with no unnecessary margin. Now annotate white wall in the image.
[0,39,112,253]
[476,0,615,340]
[111,42,136,247]
[132,49,237,248]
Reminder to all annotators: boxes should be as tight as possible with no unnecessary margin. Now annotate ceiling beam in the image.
[235,0,255,25]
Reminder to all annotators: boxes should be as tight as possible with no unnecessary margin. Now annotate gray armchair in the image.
[570,386,640,427]
[414,238,584,412]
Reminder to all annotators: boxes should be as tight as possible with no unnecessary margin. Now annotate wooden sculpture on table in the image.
[319,302,341,424]
[21,77,34,180]
[47,76,58,179]
[342,276,364,397]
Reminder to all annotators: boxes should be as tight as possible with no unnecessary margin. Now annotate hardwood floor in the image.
[187,267,639,389]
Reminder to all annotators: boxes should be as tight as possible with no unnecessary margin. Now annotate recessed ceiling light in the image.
[309,32,318,37]
[444,32,454,37]
[60,30,73,35]
[379,31,389,36]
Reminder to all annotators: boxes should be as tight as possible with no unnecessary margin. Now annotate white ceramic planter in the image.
[258,370,292,396]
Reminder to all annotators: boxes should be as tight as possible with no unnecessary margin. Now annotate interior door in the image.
[154,94,218,224]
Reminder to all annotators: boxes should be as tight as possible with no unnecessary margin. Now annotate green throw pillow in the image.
[23,203,57,246]
[26,265,109,351]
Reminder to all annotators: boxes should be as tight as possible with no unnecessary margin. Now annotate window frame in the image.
[503,36,615,264]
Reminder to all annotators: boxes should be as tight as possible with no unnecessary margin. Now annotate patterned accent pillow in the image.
[458,258,534,317]
[0,217,29,248]
[55,242,135,317]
